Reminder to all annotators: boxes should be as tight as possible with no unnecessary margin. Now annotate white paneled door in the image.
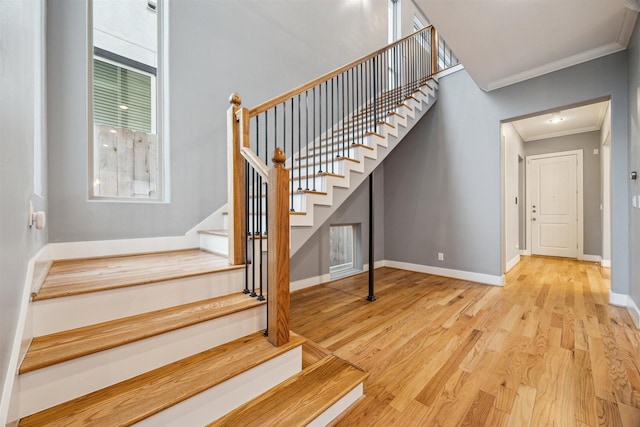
[529,153,578,258]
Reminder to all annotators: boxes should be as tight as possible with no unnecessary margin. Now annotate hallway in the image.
[290,257,640,426]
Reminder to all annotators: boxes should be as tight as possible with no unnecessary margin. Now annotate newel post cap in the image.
[229,92,242,106]
[272,147,286,168]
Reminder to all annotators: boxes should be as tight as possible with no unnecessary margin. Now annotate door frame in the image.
[525,149,584,260]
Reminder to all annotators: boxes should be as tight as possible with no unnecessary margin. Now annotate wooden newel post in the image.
[431,27,438,75]
[227,93,246,265]
[267,147,290,347]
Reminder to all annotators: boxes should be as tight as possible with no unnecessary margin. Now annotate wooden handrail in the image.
[247,25,434,117]
[240,147,268,179]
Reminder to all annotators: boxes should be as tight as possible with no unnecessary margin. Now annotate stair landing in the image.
[34,249,238,300]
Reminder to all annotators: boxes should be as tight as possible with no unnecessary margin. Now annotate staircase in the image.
[12,25,447,426]
[16,250,366,425]
[199,78,439,257]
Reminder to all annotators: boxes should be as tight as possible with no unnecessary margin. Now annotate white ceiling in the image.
[417,0,638,91]
[510,100,609,142]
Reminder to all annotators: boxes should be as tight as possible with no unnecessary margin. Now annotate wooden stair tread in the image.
[35,249,241,301]
[302,340,332,369]
[20,292,266,374]
[19,332,306,427]
[208,355,367,427]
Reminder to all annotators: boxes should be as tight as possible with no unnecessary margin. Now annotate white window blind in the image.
[93,57,153,134]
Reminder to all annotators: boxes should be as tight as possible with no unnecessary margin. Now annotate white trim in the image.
[484,42,626,91]
[526,150,584,260]
[185,203,228,241]
[291,273,332,292]
[434,64,464,79]
[0,244,50,426]
[308,383,363,427]
[609,291,629,307]
[627,296,640,329]
[50,236,198,260]
[578,254,602,263]
[520,250,531,256]
[384,260,504,286]
[505,254,520,273]
[609,291,640,329]
[290,260,386,293]
[601,259,611,268]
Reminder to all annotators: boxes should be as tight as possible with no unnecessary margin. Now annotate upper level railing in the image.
[227,26,456,347]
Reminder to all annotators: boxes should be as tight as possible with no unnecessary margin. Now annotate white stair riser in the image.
[20,305,267,417]
[200,233,228,256]
[134,347,302,427]
[32,269,244,335]
[307,383,364,427]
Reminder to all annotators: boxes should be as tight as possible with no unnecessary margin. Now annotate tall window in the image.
[388,0,401,90]
[90,0,167,200]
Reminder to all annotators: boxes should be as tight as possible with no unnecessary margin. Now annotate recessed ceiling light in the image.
[109,129,117,134]
[548,113,564,124]
[119,105,129,110]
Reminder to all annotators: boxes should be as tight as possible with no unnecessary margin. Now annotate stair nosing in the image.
[207,354,367,427]
[19,332,306,427]
[20,292,266,374]
[33,261,243,301]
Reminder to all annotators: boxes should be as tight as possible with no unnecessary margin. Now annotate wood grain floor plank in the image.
[289,257,639,426]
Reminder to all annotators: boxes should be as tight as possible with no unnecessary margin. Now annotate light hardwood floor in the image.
[290,256,640,427]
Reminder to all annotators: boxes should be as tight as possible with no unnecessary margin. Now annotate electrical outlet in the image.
[438,252,444,261]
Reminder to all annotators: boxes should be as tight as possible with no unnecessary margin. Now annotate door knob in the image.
[532,218,537,221]
[532,210,536,213]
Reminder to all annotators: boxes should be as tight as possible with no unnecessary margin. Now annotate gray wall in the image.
[47,0,388,243]
[0,0,48,412]
[628,20,640,307]
[291,165,385,282]
[523,131,602,256]
[383,52,629,292]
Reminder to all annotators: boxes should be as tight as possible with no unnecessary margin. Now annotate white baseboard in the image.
[627,297,640,329]
[290,261,386,293]
[49,205,230,260]
[601,259,611,268]
[609,291,640,329]
[50,235,199,260]
[290,273,333,292]
[520,250,531,256]
[0,244,49,426]
[384,260,504,286]
[579,254,602,263]
[609,291,628,307]
[506,255,520,273]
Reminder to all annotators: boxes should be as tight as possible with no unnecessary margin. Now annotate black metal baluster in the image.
[312,86,317,189]
[318,84,322,175]
[244,157,249,295]
[297,94,302,192]
[305,90,309,191]
[325,81,328,173]
[331,77,335,174]
[290,98,294,211]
